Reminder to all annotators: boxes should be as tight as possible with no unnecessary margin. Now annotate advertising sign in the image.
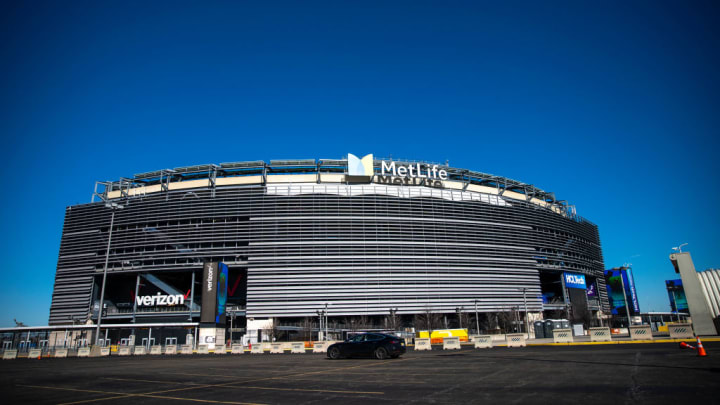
[586,283,597,297]
[666,279,688,312]
[201,261,229,325]
[216,262,228,325]
[201,262,218,324]
[604,268,641,315]
[564,272,587,289]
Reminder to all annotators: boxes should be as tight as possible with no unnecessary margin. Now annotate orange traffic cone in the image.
[679,341,696,350]
[696,337,707,357]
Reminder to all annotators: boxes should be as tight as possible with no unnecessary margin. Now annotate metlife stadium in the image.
[49,154,609,342]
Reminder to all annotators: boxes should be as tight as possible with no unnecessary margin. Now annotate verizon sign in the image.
[135,292,185,306]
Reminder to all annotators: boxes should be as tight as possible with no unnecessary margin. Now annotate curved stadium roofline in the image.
[90,156,590,224]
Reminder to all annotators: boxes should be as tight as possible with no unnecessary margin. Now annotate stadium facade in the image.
[50,155,608,339]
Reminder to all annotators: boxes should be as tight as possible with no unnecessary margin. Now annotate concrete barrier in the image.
[506,334,526,348]
[251,344,264,354]
[28,349,42,359]
[117,346,131,356]
[270,343,284,354]
[231,344,244,354]
[54,348,69,358]
[180,345,193,355]
[2,350,18,360]
[77,347,91,357]
[474,335,493,349]
[150,345,162,355]
[589,327,612,342]
[312,341,328,353]
[490,334,506,342]
[281,342,293,351]
[442,336,461,350]
[197,345,209,354]
[100,347,110,356]
[414,338,432,351]
[165,345,177,355]
[214,344,226,354]
[669,323,695,339]
[629,325,653,340]
[552,328,574,343]
[291,342,305,354]
[133,346,146,355]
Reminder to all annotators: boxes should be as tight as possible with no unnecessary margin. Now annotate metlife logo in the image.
[347,153,374,176]
[347,153,448,187]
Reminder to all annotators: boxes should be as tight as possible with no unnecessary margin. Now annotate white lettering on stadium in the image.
[135,292,185,307]
[381,161,448,180]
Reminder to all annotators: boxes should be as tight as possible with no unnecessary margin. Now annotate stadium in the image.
[49,154,608,344]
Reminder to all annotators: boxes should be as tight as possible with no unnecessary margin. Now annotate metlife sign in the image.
[347,153,449,187]
[564,272,587,289]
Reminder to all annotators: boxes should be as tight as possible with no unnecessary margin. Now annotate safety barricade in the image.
[77,347,91,357]
[506,333,526,348]
[589,327,612,342]
[117,346,131,356]
[54,348,69,358]
[231,344,244,354]
[474,335,493,349]
[180,345,193,355]
[214,344,226,354]
[291,342,305,354]
[133,346,146,355]
[28,349,42,359]
[552,329,574,343]
[270,343,284,354]
[442,336,461,350]
[414,338,432,351]
[669,324,695,339]
[312,341,329,353]
[2,349,18,360]
[281,342,293,351]
[165,345,177,355]
[251,344,264,354]
[150,345,162,355]
[629,325,653,340]
[197,345,209,354]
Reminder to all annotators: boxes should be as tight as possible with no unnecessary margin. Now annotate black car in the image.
[327,333,406,360]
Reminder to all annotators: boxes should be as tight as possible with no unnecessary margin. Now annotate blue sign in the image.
[564,272,586,289]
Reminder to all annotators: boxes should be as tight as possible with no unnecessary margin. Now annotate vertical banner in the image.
[201,262,218,324]
[216,262,228,325]
[624,268,641,313]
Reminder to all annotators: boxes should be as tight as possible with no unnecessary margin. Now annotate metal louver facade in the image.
[49,158,607,325]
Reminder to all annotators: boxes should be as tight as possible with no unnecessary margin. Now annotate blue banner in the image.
[564,272,586,289]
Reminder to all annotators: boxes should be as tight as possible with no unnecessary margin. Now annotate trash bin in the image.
[534,321,545,339]
[561,320,571,329]
[543,319,555,338]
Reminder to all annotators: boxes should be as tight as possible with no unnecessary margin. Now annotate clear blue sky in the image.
[1,1,718,327]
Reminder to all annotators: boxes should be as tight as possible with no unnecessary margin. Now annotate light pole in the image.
[474,300,480,335]
[619,268,632,331]
[520,288,529,336]
[324,303,329,341]
[95,202,123,345]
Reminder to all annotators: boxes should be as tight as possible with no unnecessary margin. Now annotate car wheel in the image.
[374,347,388,360]
[328,347,341,360]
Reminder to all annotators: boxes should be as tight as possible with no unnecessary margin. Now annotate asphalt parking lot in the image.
[1,342,718,404]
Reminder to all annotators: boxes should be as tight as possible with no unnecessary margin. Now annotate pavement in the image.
[1,342,718,404]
